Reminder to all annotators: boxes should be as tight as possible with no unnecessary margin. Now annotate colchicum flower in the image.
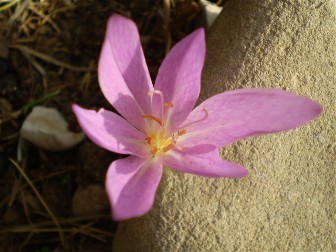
[73,15,322,221]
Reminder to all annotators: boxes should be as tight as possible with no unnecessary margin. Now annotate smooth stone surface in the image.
[114,1,336,251]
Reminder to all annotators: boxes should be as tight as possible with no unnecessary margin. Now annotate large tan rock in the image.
[114,1,336,251]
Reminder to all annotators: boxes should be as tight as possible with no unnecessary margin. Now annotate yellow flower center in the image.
[142,102,186,157]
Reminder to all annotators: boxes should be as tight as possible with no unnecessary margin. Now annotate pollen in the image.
[178,129,186,136]
[162,143,175,153]
[164,102,174,108]
[142,92,184,157]
[150,147,158,155]
[143,127,186,157]
[146,137,152,145]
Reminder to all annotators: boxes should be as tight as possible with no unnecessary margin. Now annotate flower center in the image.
[142,94,186,157]
[145,129,174,156]
[142,113,186,156]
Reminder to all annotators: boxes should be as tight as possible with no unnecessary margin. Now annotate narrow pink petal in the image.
[106,156,163,221]
[99,14,153,131]
[153,29,205,131]
[164,147,248,178]
[180,89,322,148]
[72,104,148,157]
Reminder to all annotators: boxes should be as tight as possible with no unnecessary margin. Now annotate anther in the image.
[146,137,152,145]
[202,108,208,118]
[142,115,163,126]
[178,129,186,136]
[162,144,175,153]
[172,134,177,144]
[164,102,174,108]
[150,148,158,155]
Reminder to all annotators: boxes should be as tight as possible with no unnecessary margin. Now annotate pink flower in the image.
[72,14,322,221]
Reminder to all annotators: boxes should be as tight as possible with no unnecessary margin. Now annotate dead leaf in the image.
[199,0,223,29]
[20,106,85,151]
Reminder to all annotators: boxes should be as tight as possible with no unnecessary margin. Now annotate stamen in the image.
[163,102,173,131]
[164,102,173,108]
[178,129,186,136]
[171,134,177,144]
[148,90,163,96]
[142,115,163,126]
[180,108,209,129]
[148,89,165,120]
[150,147,158,155]
[162,144,175,153]
[171,129,186,144]
[142,93,187,156]
[146,137,152,145]
[202,108,208,118]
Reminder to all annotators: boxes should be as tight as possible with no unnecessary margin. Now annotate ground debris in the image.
[0,0,205,251]
[20,106,85,151]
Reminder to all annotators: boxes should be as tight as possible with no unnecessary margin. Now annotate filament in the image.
[142,115,163,126]
[181,108,209,129]
[148,89,165,119]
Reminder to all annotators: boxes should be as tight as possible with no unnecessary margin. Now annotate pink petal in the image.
[164,146,248,178]
[153,29,205,132]
[180,89,322,148]
[106,156,163,221]
[72,104,148,157]
[99,14,153,131]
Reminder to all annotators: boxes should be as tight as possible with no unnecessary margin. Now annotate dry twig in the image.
[11,44,94,72]
[8,158,65,245]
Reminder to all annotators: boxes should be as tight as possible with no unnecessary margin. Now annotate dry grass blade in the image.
[8,158,65,245]
[21,51,47,76]
[0,165,76,209]
[8,0,29,24]
[28,3,61,33]
[3,227,108,242]
[0,214,110,231]
[8,176,22,207]
[19,190,32,223]
[77,225,114,238]
[10,44,94,72]
[19,232,34,251]
[163,0,172,54]
[0,0,21,12]
[0,215,114,242]
[2,216,114,243]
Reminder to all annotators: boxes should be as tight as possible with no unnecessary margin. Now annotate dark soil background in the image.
[0,0,225,251]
